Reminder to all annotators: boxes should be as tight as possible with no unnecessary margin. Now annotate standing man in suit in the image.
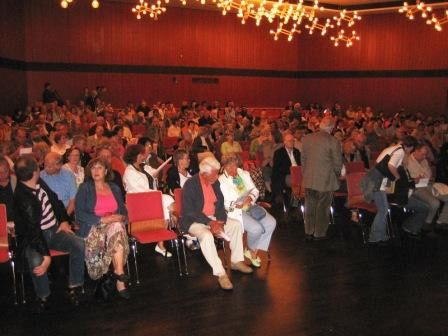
[271,133,301,210]
[302,117,342,240]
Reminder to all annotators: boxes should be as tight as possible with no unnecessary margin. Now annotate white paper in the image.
[416,177,429,188]
[144,156,172,178]
[234,188,254,207]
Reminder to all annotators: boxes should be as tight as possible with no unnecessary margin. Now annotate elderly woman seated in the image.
[75,157,130,299]
[219,154,276,267]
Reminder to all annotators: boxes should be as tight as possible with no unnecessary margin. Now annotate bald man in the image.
[40,152,77,216]
[271,133,301,210]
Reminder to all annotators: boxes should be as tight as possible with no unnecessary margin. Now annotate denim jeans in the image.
[25,225,85,299]
[369,191,389,242]
[402,196,430,233]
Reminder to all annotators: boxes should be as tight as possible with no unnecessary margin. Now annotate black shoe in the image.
[68,286,84,306]
[33,297,50,314]
[313,236,329,241]
[368,240,390,247]
[117,288,130,300]
[112,273,130,300]
[304,235,314,243]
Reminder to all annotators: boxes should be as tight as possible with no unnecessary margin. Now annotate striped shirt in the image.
[33,184,57,230]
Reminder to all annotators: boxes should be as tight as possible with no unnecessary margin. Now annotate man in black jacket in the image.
[271,133,301,210]
[13,155,85,309]
[180,157,251,290]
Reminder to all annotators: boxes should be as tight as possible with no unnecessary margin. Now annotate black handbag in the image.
[375,146,403,180]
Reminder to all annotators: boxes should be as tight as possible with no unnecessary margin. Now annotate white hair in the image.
[199,156,221,174]
[319,117,336,133]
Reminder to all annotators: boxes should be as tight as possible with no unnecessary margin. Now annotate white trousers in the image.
[188,218,244,277]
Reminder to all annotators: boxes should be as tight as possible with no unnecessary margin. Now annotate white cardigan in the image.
[219,168,259,225]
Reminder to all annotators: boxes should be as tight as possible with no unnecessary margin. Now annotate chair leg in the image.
[173,239,183,277]
[358,210,367,245]
[126,260,132,286]
[131,242,140,285]
[181,236,189,276]
[221,240,228,269]
[20,272,26,304]
[10,255,18,305]
[330,204,335,225]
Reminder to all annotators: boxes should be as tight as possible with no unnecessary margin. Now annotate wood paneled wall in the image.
[0,0,447,114]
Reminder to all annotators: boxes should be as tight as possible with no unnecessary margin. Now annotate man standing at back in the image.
[302,117,342,241]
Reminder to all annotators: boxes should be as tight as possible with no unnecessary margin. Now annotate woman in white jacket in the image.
[123,144,174,257]
[219,154,276,267]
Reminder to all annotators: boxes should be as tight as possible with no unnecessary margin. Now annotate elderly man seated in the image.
[40,152,77,217]
[405,144,448,229]
[180,156,252,291]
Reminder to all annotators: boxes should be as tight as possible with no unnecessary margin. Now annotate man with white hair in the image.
[302,117,343,241]
[180,156,252,290]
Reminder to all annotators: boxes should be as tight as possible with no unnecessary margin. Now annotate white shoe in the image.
[155,245,172,258]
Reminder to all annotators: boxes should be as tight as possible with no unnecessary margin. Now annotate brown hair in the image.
[84,157,114,182]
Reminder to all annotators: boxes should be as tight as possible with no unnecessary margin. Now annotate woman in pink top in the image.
[75,157,130,299]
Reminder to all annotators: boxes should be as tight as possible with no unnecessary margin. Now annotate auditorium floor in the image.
[1,211,448,336]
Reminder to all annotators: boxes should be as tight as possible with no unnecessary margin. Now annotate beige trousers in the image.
[188,218,244,277]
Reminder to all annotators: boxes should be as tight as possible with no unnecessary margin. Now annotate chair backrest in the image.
[174,188,183,217]
[345,161,365,174]
[163,137,179,149]
[346,172,366,199]
[240,151,250,161]
[0,204,9,263]
[242,160,257,171]
[161,163,173,183]
[126,191,166,233]
[290,165,302,187]
[240,141,250,152]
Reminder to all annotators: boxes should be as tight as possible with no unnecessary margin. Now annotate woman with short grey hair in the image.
[219,154,276,267]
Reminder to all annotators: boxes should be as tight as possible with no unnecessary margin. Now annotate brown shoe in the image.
[231,261,253,274]
[218,275,233,290]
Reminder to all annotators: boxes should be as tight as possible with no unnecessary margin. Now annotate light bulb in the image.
[61,0,68,8]
[92,0,100,9]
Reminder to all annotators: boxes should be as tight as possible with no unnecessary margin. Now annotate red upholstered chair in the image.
[239,141,250,152]
[240,151,250,162]
[163,136,179,157]
[290,166,305,219]
[126,191,182,283]
[0,204,18,304]
[346,172,377,244]
[345,161,366,174]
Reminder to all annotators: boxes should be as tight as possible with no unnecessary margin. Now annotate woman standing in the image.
[75,158,130,298]
[219,154,276,267]
[63,147,85,187]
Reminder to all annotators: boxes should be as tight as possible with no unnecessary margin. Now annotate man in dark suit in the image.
[180,157,252,290]
[271,133,301,210]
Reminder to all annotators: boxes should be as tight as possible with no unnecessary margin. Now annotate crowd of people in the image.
[1,82,448,311]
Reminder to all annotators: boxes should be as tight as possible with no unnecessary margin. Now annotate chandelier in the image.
[131,0,362,47]
[399,1,448,31]
[59,0,362,47]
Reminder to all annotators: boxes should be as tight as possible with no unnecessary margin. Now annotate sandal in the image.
[244,249,261,268]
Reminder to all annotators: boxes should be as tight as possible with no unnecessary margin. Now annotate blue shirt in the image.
[40,168,77,208]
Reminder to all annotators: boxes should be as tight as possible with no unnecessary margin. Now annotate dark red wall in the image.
[1,0,447,114]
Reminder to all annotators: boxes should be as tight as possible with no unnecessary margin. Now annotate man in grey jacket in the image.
[302,117,342,240]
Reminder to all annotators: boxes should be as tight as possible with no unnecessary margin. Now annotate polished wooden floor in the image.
[1,210,448,336]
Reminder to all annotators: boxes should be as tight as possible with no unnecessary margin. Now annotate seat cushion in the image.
[132,229,177,244]
[50,250,69,257]
[349,202,377,213]
[0,247,9,263]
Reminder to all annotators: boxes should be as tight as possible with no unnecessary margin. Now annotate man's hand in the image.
[57,221,74,235]
[209,220,224,236]
[33,256,51,277]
